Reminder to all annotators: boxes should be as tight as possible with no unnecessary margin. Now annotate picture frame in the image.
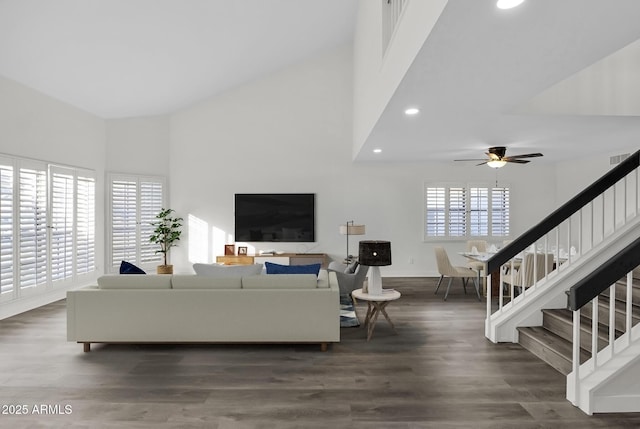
[224,244,235,256]
[237,246,248,256]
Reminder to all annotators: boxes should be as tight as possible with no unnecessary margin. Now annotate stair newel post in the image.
[572,308,581,406]
[485,272,492,339]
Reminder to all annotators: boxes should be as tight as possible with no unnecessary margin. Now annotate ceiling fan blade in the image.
[503,153,543,160]
[505,159,530,164]
[454,158,489,162]
[476,161,488,166]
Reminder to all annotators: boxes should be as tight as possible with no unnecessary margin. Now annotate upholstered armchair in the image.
[327,261,369,297]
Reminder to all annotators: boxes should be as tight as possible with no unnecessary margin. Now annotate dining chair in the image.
[434,247,481,301]
[465,239,487,272]
[502,252,554,295]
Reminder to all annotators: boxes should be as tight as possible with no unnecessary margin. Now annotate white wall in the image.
[168,44,558,276]
[105,116,170,177]
[0,75,106,168]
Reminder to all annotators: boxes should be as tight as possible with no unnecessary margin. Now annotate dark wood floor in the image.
[2,277,640,428]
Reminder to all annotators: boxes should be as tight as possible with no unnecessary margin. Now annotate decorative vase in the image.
[157,265,173,274]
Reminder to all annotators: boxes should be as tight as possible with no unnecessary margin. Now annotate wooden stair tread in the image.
[516,270,640,376]
[518,326,589,375]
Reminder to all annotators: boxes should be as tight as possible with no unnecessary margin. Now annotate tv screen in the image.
[234,193,315,242]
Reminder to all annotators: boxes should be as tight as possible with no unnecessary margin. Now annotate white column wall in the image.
[352,0,448,157]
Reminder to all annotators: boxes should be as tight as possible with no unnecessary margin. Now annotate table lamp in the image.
[358,240,391,295]
[339,221,365,263]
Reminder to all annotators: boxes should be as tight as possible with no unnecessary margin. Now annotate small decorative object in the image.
[149,208,183,274]
[339,220,366,263]
[237,246,248,256]
[358,240,392,295]
[224,244,235,255]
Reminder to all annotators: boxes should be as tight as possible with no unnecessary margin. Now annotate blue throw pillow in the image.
[264,262,321,276]
[119,260,146,275]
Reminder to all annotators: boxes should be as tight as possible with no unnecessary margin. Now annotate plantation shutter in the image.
[0,158,14,296]
[424,182,511,240]
[111,179,138,267]
[469,187,489,236]
[492,187,510,236]
[140,180,164,264]
[19,162,48,289]
[50,167,75,283]
[425,187,446,237]
[76,173,95,275]
[109,175,165,270]
[448,187,467,237]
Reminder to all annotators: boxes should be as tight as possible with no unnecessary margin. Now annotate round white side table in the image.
[351,288,401,341]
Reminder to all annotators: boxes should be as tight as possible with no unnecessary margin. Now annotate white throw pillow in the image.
[193,263,263,277]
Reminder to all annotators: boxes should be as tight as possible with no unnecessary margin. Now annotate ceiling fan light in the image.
[487,160,507,169]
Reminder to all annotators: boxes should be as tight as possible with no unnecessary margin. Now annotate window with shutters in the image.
[0,154,96,305]
[108,174,165,272]
[0,158,14,299]
[424,183,510,240]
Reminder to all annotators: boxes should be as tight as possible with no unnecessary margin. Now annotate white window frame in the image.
[107,173,166,273]
[424,182,510,241]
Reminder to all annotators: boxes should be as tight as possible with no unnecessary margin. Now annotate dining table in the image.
[459,251,500,297]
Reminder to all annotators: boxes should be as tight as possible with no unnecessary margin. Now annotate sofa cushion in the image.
[119,260,146,275]
[97,275,171,289]
[171,275,242,290]
[193,263,263,277]
[242,274,318,289]
[264,262,321,276]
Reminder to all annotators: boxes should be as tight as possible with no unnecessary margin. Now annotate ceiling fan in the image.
[454,146,543,168]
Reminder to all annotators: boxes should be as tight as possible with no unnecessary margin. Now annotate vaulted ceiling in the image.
[1,0,639,164]
[0,0,358,118]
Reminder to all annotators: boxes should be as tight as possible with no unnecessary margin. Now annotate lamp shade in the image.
[339,224,365,235]
[358,240,391,266]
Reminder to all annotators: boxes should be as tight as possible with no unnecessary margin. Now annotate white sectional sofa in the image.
[67,269,339,352]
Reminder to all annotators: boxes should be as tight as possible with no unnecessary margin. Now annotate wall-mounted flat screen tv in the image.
[234,193,315,242]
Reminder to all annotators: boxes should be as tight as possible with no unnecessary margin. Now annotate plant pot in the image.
[157,265,173,274]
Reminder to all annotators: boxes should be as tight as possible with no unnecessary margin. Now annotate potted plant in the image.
[149,208,183,274]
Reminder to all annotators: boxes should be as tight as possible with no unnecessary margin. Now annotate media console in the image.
[216,253,328,269]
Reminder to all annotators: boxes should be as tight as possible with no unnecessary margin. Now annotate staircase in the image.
[517,271,640,375]
[484,150,640,414]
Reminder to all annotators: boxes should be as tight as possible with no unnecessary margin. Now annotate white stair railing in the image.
[488,170,640,318]
[486,153,640,325]
[568,269,640,414]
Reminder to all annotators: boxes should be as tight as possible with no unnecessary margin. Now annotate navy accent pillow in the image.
[119,260,146,275]
[264,262,321,276]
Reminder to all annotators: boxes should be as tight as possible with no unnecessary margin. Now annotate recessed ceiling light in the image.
[373,149,382,154]
[497,0,525,9]
[404,108,420,116]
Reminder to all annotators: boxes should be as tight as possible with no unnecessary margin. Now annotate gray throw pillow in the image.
[345,261,359,274]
